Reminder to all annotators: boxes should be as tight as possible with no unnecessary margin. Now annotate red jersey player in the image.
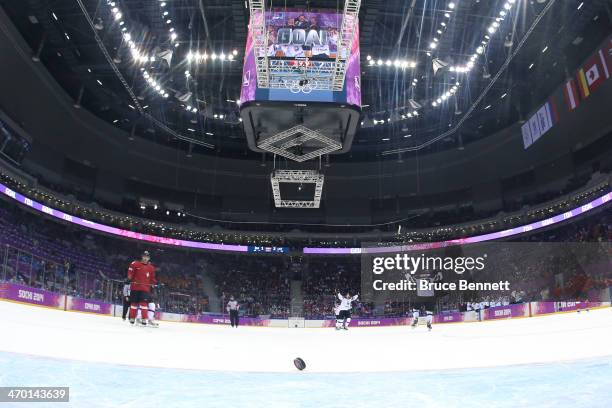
[127,250,157,326]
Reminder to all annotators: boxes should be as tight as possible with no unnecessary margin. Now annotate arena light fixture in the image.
[430,0,517,110]
[270,170,325,209]
[142,70,168,97]
[258,125,342,163]
[367,56,416,70]
[426,1,458,55]
[163,12,177,44]
[85,0,210,150]
[106,1,153,64]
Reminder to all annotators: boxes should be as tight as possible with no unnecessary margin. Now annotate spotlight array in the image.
[400,111,419,120]
[142,70,169,98]
[365,55,417,69]
[451,0,516,73]
[186,49,239,63]
[431,83,460,107]
[430,0,517,109]
[158,0,179,47]
[428,1,456,52]
[105,1,153,63]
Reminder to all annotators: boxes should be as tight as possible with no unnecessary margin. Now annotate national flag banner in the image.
[536,103,554,137]
[603,35,612,76]
[598,49,610,80]
[577,53,607,97]
[576,69,589,99]
[547,97,560,124]
[521,122,533,149]
[563,78,580,111]
[529,114,542,143]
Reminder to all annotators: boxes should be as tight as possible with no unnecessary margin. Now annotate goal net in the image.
[288,316,306,328]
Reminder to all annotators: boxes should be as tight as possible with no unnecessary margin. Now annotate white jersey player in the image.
[336,292,358,330]
[333,302,341,318]
[136,301,158,326]
[411,307,433,331]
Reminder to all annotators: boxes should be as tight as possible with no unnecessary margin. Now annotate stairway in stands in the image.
[200,270,221,313]
[290,280,304,317]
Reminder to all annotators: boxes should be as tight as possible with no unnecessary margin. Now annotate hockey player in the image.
[336,292,358,330]
[411,306,433,331]
[425,311,433,331]
[147,284,159,327]
[121,280,131,321]
[411,308,419,328]
[332,301,341,329]
[127,250,157,326]
[136,283,159,327]
[226,296,239,328]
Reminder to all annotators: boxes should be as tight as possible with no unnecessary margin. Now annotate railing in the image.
[0,243,113,303]
[0,244,209,314]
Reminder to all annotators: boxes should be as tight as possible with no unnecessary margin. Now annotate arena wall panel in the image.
[0,282,64,309]
[530,301,609,316]
[1,283,611,327]
[433,312,464,324]
[462,311,480,322]
[480,303,530,321]
[65,296,113,315]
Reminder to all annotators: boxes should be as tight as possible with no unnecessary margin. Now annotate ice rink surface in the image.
[1,300,612,407]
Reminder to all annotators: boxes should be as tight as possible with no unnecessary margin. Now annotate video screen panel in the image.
[240,10,361,107]
[266,12,340,60]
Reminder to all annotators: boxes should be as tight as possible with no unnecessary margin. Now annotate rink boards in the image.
[1,281,610,328]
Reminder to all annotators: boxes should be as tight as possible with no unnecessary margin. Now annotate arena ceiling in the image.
[2,0,611,161]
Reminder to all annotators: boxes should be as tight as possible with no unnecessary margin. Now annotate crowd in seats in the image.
[0,204,113,299]
[0,199,213,313]
[1,191,611,319]
[453,211,612,311]
[1,170,609,249]
[301,258,372,318]
[208,255,291,317]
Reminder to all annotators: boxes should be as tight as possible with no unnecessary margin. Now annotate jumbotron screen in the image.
[240,10,361,106]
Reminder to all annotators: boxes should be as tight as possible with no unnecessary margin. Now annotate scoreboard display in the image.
[248,246,290,254]
[266,12,340,60]
[240,9,361,106]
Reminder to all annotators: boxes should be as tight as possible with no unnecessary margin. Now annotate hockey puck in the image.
[293,357,306,371]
